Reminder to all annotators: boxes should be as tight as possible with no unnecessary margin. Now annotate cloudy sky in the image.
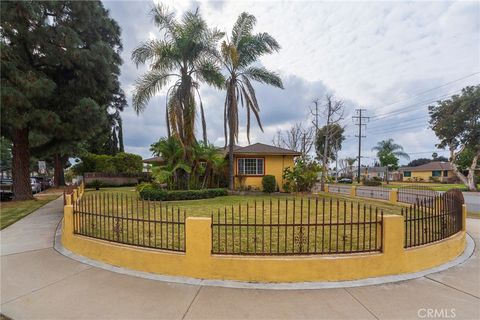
[103,0,480,165]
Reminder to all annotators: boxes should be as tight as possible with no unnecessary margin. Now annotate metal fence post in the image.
[389,188,398,204]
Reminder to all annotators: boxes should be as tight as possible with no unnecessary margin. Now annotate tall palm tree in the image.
[221,12,284,190]
[372,139,410,160]
[372,139,409,183]
[131,4,224,155]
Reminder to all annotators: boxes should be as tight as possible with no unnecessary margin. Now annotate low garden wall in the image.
[61,185,467,283]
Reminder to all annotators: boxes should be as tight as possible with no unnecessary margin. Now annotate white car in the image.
[31,178,42,194]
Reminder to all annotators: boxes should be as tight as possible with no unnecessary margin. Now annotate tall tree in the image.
[1,2,57,199]
[315,123,345,163]
[429,85,480,191]
[221,12,283,190]
[272,123,314,156]
[1,1,124,193]
[131,4,224,167]
[316,95,344,190]
[372,139,409,182]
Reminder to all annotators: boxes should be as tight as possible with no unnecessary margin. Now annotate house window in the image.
[404,171,411,177]
[432,170,441,177]
[443,170,448,177]
[237,158,264,176]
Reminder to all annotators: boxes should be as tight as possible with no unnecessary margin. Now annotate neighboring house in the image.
[398,161,456,182]
[350,166,401,182]
[224,143,301,192]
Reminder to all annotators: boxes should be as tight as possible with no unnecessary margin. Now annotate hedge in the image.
[139,185,228,201]
[262,175,276,193]
[362,180,382,187]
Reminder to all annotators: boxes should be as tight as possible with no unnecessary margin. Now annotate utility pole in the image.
[353,109,369,183]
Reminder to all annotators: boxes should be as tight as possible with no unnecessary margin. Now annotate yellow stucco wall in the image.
[62,204,467,283]
[234,155,295,192]
[402,170,456,182]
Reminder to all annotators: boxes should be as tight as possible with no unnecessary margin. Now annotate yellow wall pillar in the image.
[62,205,74,246]
[462,204,467,232]
[382,214,404,255]
[324,184,329,193]
[389,188,398,203]
[350,186,356,197]
[185,217,212,273]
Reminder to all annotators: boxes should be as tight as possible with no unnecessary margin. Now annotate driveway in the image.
[1,197,479,319]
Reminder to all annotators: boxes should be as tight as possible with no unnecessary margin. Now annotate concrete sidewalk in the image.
[1,198,479,320]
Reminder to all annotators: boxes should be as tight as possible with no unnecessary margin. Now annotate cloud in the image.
[103,0,479,163]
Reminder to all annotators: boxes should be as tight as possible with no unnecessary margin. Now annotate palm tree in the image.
[150,136,189,189]
[131,4,224,156]
[372,139,409,183]
[221,12,284,190]
[372,139,410,160]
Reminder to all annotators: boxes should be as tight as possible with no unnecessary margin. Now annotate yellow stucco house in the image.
[225,143,301,192]
[398,161,457,182]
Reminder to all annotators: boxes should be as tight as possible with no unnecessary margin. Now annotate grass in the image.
[74,187,411,254]
[0,195,59,230]
[374,182,479,192]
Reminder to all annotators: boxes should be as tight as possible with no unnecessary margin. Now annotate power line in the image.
[372,72,480,112]
[353,109,369,183]
[367,117,429,131]
[370,89,464,121]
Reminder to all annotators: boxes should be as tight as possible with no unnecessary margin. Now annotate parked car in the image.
[338,178,353,184]
[31,176,49,191]
[31,178,42,194]
[0,178,13,200]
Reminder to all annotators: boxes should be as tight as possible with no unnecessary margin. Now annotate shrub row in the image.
[362,180,382,187]
[139,185,228,201]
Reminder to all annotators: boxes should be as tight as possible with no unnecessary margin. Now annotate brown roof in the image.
[399,161,452,172]
[143,156,164,164]
[231,143,302,156]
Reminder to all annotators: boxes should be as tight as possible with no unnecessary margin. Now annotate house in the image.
[360,166,402,181]
[225,143,301,192]
[398,161,456,182]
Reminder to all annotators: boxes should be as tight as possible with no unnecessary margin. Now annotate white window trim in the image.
[237,158,264,176]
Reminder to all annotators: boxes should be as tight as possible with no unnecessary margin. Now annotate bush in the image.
[139,184,228,201]
[262,175,276,193]
[87,180,103,190]
[72,152,143,175]
[282,157,320,192]
[371,176,382,182]
[363,180,382,186]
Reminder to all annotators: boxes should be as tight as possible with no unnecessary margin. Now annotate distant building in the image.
[398,161,456,182]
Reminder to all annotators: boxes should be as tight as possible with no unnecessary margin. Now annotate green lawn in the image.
[0,195,59,230]
[74,187,411,254]
[378,183,477,192]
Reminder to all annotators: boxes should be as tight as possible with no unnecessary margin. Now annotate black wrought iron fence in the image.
[401,189,463,248]
[398,185,438,204]
[211,197,383,255]
[73,193,185,252]
[328,185,351,195]
[356,186,390,201]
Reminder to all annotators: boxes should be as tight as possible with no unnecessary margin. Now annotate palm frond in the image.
[150,3,176,35]
[232,12,256,46]
[194,58,225,89]
[132,70,174,114]
[243,67,283,89]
